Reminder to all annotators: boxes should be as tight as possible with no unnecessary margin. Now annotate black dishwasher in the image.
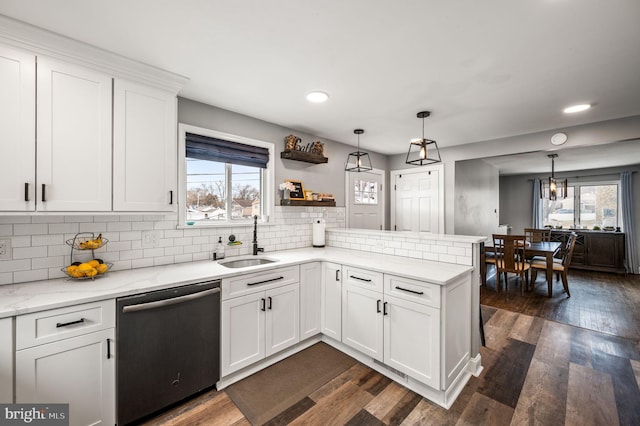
[116,280,220,425]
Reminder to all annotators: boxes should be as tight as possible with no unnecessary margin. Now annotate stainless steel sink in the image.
[218,257,278,268]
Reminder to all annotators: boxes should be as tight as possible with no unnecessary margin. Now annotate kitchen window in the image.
[542,181,619,229]
[178,124,274,226]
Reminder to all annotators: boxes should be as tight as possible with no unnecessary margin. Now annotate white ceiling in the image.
[1,0,640,157]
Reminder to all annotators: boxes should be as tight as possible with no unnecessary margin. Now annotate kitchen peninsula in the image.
[0,237,484,423]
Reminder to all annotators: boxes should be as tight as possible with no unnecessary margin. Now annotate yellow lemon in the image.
[88,259,100,268]
[77,263,93,273]
[70,269,84,278]
[96,263,108,274]
[85,268,98,278]
[66,265,78,274]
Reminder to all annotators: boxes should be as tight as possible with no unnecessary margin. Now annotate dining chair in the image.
[492,234,530,297]
[524,228,551,243]
[530,232,577,297]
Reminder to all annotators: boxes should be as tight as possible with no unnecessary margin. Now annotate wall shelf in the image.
[280,150,328,164]
[281,199,336,207]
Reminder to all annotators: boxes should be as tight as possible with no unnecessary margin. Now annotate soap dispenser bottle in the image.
[215,236,225,260]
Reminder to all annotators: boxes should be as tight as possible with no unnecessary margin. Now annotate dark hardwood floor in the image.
[482,268,640,341]
[141,270,640,425]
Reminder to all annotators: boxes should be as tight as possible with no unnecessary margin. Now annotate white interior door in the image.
[391,165,443,233]
[346,169,384,230]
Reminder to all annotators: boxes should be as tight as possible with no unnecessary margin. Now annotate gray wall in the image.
[178,98,389,216]
[454,159,500,238]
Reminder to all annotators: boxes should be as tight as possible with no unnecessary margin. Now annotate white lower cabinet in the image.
[15,300,115,426]
[341,266,384,359]
[321,262,342,340]
[340,270,469,393]
[384,294,440,389]
[300,262,322,340]
[0,317,13,403]
[221,267,300,376]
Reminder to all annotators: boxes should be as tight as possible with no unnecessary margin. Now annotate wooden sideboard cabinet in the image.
[551,230,625,274]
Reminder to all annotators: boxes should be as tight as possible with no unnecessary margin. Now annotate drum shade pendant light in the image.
[345,129,373,172]
[406,111,441,166]
[541,154,567,200]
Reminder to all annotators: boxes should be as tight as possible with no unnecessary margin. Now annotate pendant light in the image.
[541,154,567,200]
[405,111,441,166]
[345,129,373,172]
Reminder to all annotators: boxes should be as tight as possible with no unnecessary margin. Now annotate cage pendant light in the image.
[540,154,567,200]
[405,111,441,166]
[345,129,373,172]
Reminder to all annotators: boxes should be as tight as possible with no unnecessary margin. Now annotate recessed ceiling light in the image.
[306,91,329,103]
[563,104,591,113]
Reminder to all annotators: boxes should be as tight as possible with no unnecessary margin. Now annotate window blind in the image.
[186,132,269,168]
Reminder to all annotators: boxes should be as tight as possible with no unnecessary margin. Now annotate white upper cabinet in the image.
[0,45,35,211]
[113,79,177,211]
[37,57,112,211]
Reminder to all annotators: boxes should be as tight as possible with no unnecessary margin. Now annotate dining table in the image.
[481,240,562,297]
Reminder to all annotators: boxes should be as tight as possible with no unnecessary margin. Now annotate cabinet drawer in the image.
[384,275,440,309]
[343,265,383,292]
[222,266,299,300]
[16,299,115,350]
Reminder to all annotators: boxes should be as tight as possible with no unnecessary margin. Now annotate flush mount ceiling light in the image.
[345,129,373,172]
[563,103,591,114]
[405,111,441,166]
[541,154,567,201]
[306,91,329,103]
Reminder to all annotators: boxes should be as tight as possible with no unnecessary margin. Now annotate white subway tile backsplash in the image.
[64,215,94,223]
[14,223,48,235]
[1,207,348,285]
[15,269,48,283]
[32,256,64,269]
[32,216,65,224]
[32,234,64,246]
[119,249,143,261]
[49,223,79,234]
[0,272,13,285]
[107,221,132,232]
[12,236,32,248]
[13,246,47,259]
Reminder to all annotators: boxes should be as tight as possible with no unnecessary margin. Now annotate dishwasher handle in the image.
[122,287,220,313]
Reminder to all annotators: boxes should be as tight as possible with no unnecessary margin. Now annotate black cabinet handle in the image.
[376,299,381,313]
[169,190,173,205]
[267,296,272,310]
[260,298,266,311]
[395,286,424,295]
[41,184,46,202]
[335,270,340,281]
[24,183,29,202]
[56,318,84,328]
[247,276,284,286]
[350,275,372,282]
[383,302,388,316]
[107,338,112,359]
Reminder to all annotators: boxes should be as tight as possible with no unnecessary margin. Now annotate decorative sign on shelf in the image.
[282,134,327,164]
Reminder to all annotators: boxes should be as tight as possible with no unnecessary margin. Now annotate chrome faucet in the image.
[252,215,264,255]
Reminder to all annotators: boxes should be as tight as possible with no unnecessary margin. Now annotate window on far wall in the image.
[542,181,619,229]
[178,125,274,226]
[353,179,378,205]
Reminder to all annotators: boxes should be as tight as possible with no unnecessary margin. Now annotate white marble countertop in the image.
[0,247,473,318]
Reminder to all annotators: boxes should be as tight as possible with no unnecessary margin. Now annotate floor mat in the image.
[225,342,357,425]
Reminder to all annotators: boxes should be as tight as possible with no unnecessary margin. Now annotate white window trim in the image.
[177,123,275,228]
